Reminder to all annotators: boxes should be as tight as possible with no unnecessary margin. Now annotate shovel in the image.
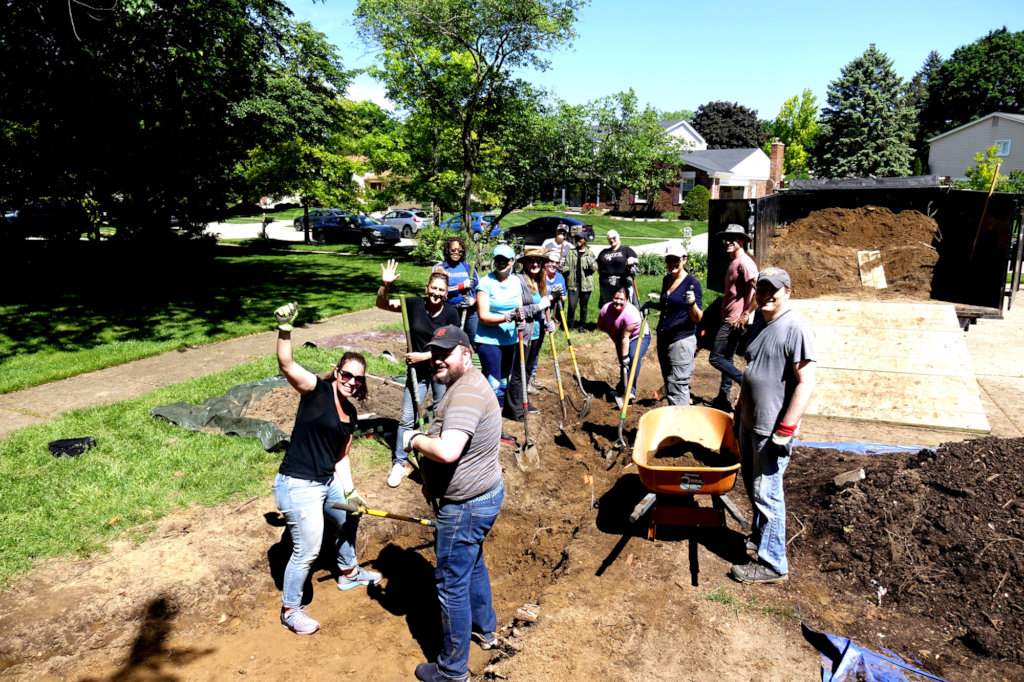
[548,325,580,445]
[604,295,651,468]
[400,297,425,468]
[513,329,540,472]
[555,300,592,420]
[328,501,435,527]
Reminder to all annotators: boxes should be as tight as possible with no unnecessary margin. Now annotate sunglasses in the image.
[665,256,681,264]
[337,370,365,386]
[448,247,464,253]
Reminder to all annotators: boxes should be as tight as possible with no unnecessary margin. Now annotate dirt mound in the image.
[768,206,940,299]
[785,438,1024,675]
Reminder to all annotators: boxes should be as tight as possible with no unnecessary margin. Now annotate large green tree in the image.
[815,44,916,178]
[919,28,1024,142]
[691,101,766,149]
[907,50,943,171]
[588,90,687,207]
[0,0,290,235]
[354,0,584,239]
[763,89,819,177]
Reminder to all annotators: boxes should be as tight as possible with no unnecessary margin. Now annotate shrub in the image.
[581,202,602,215]
[679,185,710,221]
[660,211,678,221]
[408,225,503,271]
[522,202,567,212]
[636,252,667,276]
[686,251,708,280]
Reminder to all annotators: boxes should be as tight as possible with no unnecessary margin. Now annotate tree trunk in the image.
[302,199,310,245]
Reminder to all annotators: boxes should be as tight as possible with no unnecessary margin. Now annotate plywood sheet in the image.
[858,250,887,288]
[789,300,989,433]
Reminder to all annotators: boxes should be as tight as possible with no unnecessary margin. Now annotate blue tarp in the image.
[794,441,927,455]
[802,619,947,682]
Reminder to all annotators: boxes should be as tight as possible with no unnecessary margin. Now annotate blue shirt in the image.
[545,272,566,297]
[436,260,477,307]
[657,274,703,341]
[475,273,522,346]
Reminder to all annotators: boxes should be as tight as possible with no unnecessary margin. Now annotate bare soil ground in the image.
[2,205,1021,680]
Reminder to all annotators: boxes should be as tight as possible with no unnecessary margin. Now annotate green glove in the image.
[345,488,368,514]
[274,302,298,332]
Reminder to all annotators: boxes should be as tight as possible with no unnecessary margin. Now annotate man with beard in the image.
[403,325,504,682]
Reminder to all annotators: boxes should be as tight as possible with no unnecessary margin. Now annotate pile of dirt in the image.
[786,437,1024,673]
[768,206,940,299]
[648,440,734,468]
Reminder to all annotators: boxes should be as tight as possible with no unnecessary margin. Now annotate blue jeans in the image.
[709,322,744,399]
[434,480,504,680]
[477,343,515,408]
[657,333,697,406]
[272,473,361,609]
[507,336,542,418]
[615,333,652,398]
[395,375,446,466]
[461,309,479,346]
[737,422,790,575]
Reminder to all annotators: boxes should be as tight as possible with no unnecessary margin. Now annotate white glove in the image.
[770,431,793,447]
[684,287,695,306]
[537,296,551,311]
[402,429,425,453]
[626,256,638,266]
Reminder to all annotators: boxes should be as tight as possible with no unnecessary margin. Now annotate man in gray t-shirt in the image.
[730,267,816,586]
[403,325,504,682]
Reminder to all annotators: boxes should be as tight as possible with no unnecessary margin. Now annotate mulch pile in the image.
[768,206,940,299]
[790,437,1024,669]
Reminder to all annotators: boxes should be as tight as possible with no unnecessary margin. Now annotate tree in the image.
[919,28,1024,142]
[354,0,583,240]
[0,0,291,236]
[661,109,696,123]
[963,145,1007,190]
[691,101,766,149]
[815,44,916,178]
[907,50,943,171]
[588,90,688,208]
[763,89,819,177]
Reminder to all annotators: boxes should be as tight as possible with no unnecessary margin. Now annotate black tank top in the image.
[278,378,357,483]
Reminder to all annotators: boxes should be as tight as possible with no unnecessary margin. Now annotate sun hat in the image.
[719,224,751,243]
[521,246,546,262]
[545,249,561,262]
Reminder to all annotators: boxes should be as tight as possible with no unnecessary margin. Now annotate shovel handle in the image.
[328,501,436,527]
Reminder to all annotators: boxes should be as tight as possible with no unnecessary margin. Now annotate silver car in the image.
[381,209,431,237]
[294,208,345,231]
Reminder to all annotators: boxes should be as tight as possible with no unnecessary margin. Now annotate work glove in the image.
[768,424,796,458]
[550,286,564,303]
[545,320,556,334]
[345,489,368,513]
[620,354,632,371]
[537,296,551,311]
[684,286,696,306]
[274,302,298,332]
[639,302,650,315]
[402,429,425,453]
[504,307,525,323]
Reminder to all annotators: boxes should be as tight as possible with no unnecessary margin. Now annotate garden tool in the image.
[548,323,580,445]
[328,501,435,527]
[555,300,592,420]
[400,297,425,468]
[514,328,540,472]
[604,287,651,468]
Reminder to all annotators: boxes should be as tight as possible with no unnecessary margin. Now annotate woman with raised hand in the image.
[376,259,459,488]
[270,302,381,636]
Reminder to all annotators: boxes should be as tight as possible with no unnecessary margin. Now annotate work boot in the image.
[730,561,787,584]
[710,394,734,413]
[527,375,543,394]
[337,566,382,591]
[280,607,319,635]
[387,462,407,488]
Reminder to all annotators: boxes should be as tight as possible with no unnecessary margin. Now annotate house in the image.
[927,112,1024,180]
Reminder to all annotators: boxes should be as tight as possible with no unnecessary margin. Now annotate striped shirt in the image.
[422,367,502,501]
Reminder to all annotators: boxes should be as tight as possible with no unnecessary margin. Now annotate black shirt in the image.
[279,378,357,483]
[407,296,460,378]
[597,245,638,279]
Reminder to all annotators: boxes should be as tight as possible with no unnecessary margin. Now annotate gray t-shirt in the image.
[739,308,816,435]
[422,367,503,501]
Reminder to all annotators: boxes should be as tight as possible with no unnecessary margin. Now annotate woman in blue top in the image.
[648,243,703,406]
[435,236,479,342]
[475,244,523,442]
[527,248,565,394]
[269,302,381,637]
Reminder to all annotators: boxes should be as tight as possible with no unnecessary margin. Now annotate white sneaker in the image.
[387,462,406,488]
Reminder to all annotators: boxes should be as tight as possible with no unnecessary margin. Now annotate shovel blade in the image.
[578,393,593,420]
[514,441,541,472]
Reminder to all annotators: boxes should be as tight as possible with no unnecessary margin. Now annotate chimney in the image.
[768,138,784,192]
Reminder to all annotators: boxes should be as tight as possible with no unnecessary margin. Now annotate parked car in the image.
[439,213,502,241]
[503,215,595,246]
[294,208,345,231]
[312,214,401,248]
[381,209,431,237]
[8,200,91,241]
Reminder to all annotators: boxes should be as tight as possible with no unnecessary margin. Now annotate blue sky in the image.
[288,0,1021,120]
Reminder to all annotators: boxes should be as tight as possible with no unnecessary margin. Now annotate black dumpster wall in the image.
[707,188,1022,314]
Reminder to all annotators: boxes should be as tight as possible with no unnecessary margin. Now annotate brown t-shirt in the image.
[421,367,502,501]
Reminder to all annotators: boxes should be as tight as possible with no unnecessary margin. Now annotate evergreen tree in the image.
[815,44,916,178]
[907,50,943,171]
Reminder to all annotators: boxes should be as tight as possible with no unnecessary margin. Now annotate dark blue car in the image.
[439,213,501,241]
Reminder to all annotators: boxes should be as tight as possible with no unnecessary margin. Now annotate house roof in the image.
[681,148,764,174]
[927,112,1024,143]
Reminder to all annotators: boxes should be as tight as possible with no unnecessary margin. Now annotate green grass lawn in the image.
[0,346,399,589]
[0,245,432,394]
[495,211,707,242]
[223,207,305,224]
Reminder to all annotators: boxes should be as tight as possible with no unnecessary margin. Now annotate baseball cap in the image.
[492,244,515,261]
[757,267,791,289]
[545,249,561,262]
[556,223,569,234]
[665,243,687,259]
[426,325,472,350]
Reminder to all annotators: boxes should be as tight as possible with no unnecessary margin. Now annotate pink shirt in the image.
[722,251,757,323]
[598,302,650,341]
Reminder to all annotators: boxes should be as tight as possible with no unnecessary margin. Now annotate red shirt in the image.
[722,251,757,324]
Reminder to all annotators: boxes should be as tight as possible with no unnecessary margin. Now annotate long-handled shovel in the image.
[328,501,435,527]
[548,326,578,442]
[556,300,592,420]
[514,329,540,472]
[400,298,423,468]
[604,301,651,468]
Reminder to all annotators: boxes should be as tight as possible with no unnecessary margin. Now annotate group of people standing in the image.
[267,219,816,681]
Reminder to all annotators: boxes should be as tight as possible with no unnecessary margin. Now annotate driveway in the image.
[204,220,418,247]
